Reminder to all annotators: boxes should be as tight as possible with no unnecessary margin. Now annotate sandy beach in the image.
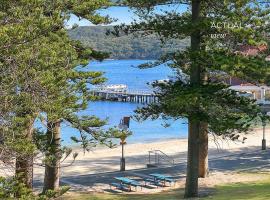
[36,127,268,179]
[0,127,268,188]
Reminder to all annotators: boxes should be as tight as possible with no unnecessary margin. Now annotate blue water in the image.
[86,60,173,91]
[55,60,188,145]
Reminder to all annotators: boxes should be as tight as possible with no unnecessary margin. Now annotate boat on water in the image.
[98,84,128,93]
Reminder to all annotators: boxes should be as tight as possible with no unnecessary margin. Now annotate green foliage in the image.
[68,26,189,59]
[118,0,270,138]
[0,175,70,200]
[39,186,71,200]
[63,114,115,151]
[0,0,114,155]
[0,176,34,200]
[110,128,132,143]
[136,80,259,136]
[0,0,115,196]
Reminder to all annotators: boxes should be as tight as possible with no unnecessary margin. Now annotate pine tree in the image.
[38,1,114,193]
[116,0,270,197]
[0,0,63,191]
[0,0,113,197]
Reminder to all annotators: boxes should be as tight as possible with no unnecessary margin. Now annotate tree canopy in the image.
[0,0,117,198]
[115,0,270,197]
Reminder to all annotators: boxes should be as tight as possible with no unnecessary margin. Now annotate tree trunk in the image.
[184,0,201,198]
[15,117,35,195]
[199,122,208,178]
[185,120,200,198]
[15,156,33,189]
[43,119,61,192]
[199,52,209,178]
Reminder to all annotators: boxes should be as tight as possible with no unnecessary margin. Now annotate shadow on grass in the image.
[61,177,270,200]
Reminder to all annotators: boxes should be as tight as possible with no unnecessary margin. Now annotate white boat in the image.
[156,79,170,83]
[99,84,128,92]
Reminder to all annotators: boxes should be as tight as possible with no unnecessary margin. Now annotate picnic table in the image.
[149,173,175,186]
[113,177,142,191]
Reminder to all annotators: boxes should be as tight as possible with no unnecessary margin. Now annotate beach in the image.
[33,127,267,179]
[0,127,266,179]
[0,127,269,194]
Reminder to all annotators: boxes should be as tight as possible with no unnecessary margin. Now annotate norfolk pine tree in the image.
[116,0,270,197]
[0,0,65,191]
[0,0,113,196]
[38,1,115,193]
[37,37,110,192]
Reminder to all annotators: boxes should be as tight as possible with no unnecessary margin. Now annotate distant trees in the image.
[118,0,270,198]
[68,26,189,59]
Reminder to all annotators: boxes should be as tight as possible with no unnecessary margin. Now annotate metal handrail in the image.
[148,150,175,165]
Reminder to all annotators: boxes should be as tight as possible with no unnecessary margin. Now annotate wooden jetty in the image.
[93,84,270,107]
[92,89,158,103]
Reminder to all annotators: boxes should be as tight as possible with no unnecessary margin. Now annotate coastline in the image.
[32,127,267,179]
[66,136,186,149]
[0,127,267,181]
[65,125,269,149]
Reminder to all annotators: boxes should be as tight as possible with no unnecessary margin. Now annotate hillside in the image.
[68,26,189,60]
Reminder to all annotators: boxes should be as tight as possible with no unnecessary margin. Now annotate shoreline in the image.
[64,125,268,150]
[30,125,269,194]
[54,128,266,177]
[1,127,268,180]
[66,136,186,149]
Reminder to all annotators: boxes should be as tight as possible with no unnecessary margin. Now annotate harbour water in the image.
[61,60,188,145]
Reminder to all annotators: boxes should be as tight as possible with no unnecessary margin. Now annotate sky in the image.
[66,5,188,27]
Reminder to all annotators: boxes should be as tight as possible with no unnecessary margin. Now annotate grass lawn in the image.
[205,180,270,200]
[62,176,270,200]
